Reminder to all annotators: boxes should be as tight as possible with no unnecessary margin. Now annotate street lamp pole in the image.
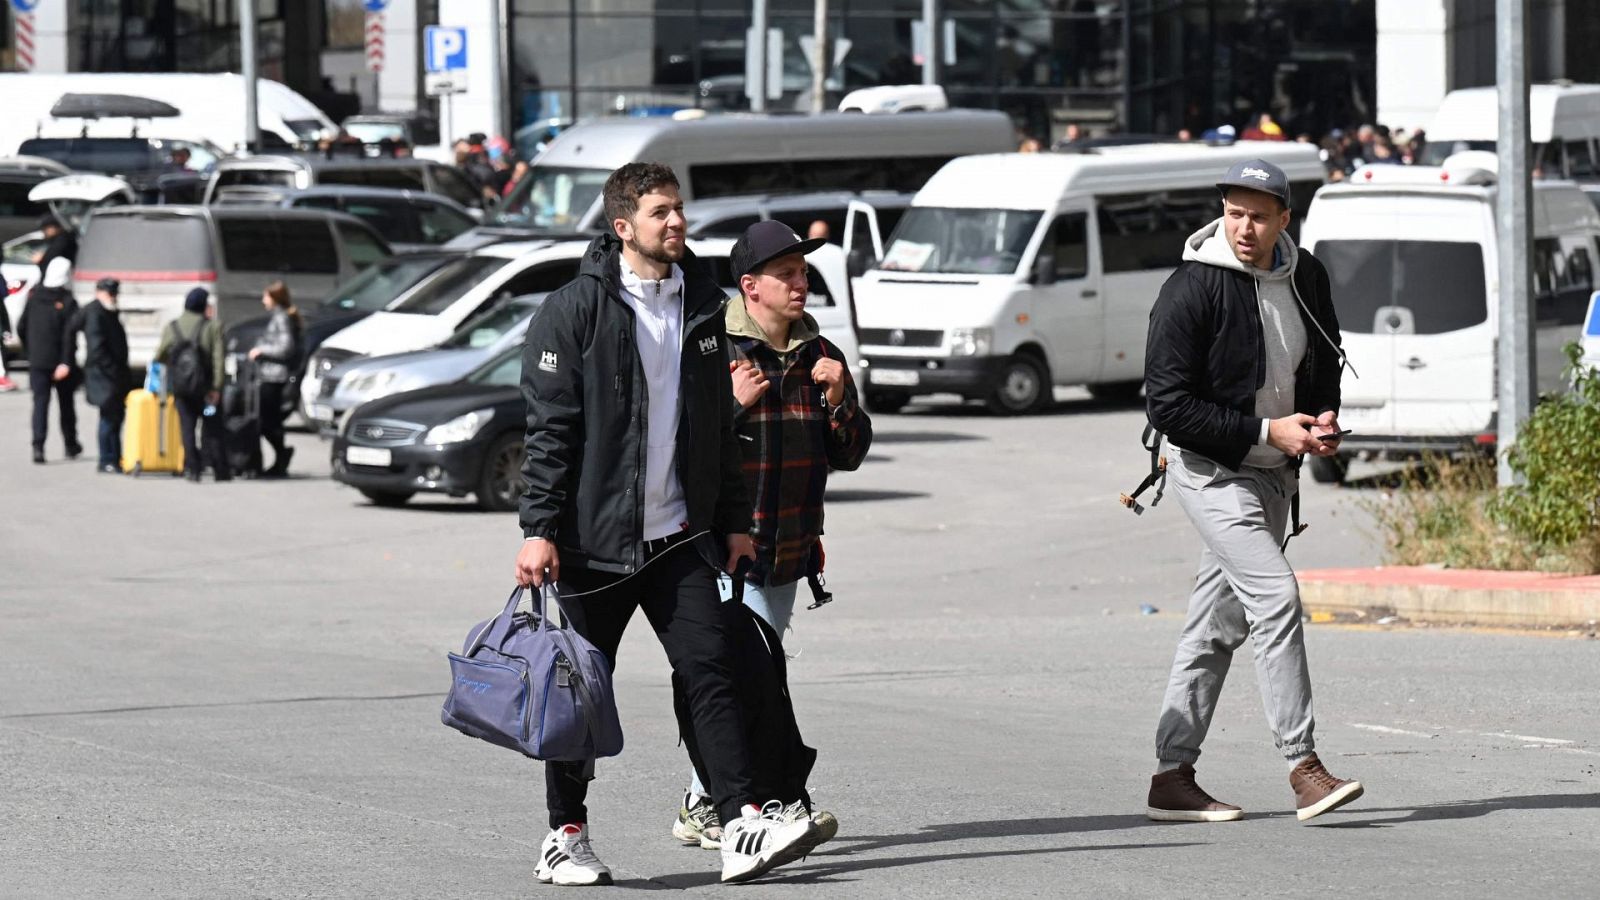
[811,0,828,115]
[921,0,940,86]
[751,0,768,113]
[1495,0,1534,486]
[240,0,259,153]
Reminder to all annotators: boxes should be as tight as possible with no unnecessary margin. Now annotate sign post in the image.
[365,0,388,73]
[425,25,469,146]
[9,0,38,72]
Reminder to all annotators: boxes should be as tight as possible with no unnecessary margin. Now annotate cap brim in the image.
[1216,180,1288,203]
[741,237,829,277]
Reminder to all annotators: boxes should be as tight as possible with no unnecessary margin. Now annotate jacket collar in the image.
[579,232,726,323]
[724,293,820,353]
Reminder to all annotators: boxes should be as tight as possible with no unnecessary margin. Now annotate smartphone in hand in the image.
[1317,429,1353,442]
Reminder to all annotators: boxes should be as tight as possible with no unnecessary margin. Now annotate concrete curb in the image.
[1300,567,1600,628]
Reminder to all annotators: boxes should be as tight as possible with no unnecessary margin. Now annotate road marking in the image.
[1480,732,1574,745]
[1349,723,1436,737]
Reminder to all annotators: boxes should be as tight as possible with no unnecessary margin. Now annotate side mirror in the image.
[1032,253,1057,286]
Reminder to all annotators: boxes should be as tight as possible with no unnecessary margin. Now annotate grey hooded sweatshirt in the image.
[1182,218,1306,468]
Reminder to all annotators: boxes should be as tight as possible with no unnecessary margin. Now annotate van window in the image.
[336,221,391,268]
[806,264,834,307]
[320,167,426,191]
[216,168,297,189]
[390,256,513,315]
[1565,141,1596,179]
[293,196,342,212]
[497,166,609,228]
[1097,188,1217,273]
[770,209,846,244]
[341,198,420,244]
[0,179,47,218]
[1316,239,1487,335]
[219,218,339,274]
[1047,213,1089,280]
[877,207,1042,276]
[1534,238,1594,326]
[693,214,761,238]
[430,167,483,208]
[18,138,159,175]
[76,215,213,272]
[690,157,952,200]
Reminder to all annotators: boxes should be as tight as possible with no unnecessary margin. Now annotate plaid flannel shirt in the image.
[727,303,872,586]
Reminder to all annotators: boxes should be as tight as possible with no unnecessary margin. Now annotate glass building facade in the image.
[507,1,1379,141]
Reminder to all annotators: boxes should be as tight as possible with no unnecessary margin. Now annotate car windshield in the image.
[3,235,44,265]
[328,256,452,312]
[441,296,545,349]
[876,208,1042,276]
[467,349,522,386]
[496,165,610,230]
[389,255,512,315]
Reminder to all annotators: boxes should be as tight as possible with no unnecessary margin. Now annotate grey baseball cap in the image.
[1216,158,1290,208]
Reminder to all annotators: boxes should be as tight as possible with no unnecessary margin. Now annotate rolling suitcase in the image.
[122,365,185,476]
[223,357,262,477]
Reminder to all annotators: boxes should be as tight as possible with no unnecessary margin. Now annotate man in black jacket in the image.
[512,163,819,886]
[74,278,132,473]
[18,258,82,464]
[1143,159,1365,824]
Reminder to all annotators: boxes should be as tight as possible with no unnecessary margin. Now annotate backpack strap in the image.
[1280,490,1308,552]
[1118,423,1168,516]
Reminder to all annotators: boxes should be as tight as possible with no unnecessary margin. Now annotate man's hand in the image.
[1308,410,1342,457]
[515,539,560,587]
[725,533,755,573]
[811,356,846,406]
[1266,413,1322,458]
[247,347,262,360]
[52,364,70,382]
[206,390,221,407]
[730,359,769,409]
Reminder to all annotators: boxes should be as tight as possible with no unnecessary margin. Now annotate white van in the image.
[488,110,1016,234]
[303,237,858,417]
[0,73,336,155]
[1422,83,1600,181]
[849,142,1325,414]
[1298,155,1600,482]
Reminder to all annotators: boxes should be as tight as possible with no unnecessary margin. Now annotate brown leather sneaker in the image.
[1290,753,1364,821]
[1146,764,1244,822]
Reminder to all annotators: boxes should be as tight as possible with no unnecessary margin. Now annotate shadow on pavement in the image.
[895,394,1143,420]
[824,489,930,503]
[868,430,986,444]
[820,813,1213,857]
[656,840,1205,888]
[1313,792,1600,829]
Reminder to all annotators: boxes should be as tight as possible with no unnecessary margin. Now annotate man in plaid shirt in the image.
[671,219,873,852]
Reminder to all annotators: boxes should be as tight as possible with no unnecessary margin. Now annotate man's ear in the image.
[612,216,633,242]
[739,272,757,301]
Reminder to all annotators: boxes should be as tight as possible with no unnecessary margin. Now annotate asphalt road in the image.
[3,387,1596,899]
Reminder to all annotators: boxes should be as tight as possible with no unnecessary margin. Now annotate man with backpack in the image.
[1143,159,1362,824]
[671,220,872,852]
[156,287,229,482]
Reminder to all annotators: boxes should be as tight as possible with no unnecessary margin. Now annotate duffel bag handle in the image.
[468,586,530,654]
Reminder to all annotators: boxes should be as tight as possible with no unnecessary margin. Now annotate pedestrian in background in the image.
[1143,158,1364,824]
[157,287,228,482]
[513,162,819,887]
[247,281,302,478]
[670,220,872,852]
[75,277,131,473]
[18,257,82,464]
[31,214,77,271]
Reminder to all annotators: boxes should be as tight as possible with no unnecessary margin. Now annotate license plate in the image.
[346,446,392,467]
[870,368,919,387]
[310,403,334,423]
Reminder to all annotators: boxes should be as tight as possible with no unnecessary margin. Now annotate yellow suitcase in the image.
[122,389,185,475]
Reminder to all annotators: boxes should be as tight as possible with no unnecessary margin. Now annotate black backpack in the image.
[167,318,212,399]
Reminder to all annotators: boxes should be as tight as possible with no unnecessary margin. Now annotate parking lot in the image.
[4,387,1597,898]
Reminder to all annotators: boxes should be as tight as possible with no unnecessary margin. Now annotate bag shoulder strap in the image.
[1119,422,1168,516]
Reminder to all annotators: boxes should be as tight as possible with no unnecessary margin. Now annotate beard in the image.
[628,232,685,265]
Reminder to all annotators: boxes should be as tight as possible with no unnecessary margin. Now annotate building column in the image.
[378,0,421,114]
[1376,0,1450,130]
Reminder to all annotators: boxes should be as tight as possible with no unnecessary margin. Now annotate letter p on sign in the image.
[426,26,467,72]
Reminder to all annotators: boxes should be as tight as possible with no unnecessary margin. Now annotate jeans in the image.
[97,398,125,469]
[259,380,287,466]
[29,368,78,452]
[545,537,758,828]
[687,577,800,799]
[175,394,230,479]
[1154,449,1316,765]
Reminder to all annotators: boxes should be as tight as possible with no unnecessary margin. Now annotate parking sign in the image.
[425,26,467,72]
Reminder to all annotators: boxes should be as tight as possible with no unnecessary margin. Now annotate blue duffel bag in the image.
[441,583,623,761]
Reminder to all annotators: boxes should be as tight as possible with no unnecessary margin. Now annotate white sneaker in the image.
[719,801,819,884]
[781,799,839,851]
[535,823,613,886]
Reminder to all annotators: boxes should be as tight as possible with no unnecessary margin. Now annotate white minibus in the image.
[1422,83,1600,181]
[850,142,1325,414]
[1298,154,1600,482]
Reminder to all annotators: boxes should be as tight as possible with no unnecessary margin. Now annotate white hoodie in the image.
[1182,218,1305,468]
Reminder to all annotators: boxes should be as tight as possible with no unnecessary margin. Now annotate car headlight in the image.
[423,408,494,445]
[948,328,993,357]
[345,370,397,398]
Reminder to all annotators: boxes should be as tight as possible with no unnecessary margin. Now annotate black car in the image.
[331,345,524,510]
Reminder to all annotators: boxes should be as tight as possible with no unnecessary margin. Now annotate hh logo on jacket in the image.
[538,350,558,372]
[698,336,719,355]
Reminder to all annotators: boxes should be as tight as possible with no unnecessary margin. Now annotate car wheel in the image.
[477,432,526,512]
[1308,454,1349,485]
[1087,379,1143,403]
[360,488,414,507]
[985,354,1049,415]
[864,390,910,414]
